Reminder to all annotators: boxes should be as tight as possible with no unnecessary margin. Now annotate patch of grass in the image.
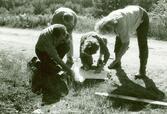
[0,50,39,114]
[0,51,167,113]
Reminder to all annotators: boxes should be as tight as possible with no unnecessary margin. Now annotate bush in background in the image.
[92,0,157,17]
[0,14,52,28]
[148,0,167,40]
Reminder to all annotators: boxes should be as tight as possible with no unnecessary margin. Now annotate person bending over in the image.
[36,24,74,76]
[51,7,77,68]
[80,32,110,73]
[95,5,149,79]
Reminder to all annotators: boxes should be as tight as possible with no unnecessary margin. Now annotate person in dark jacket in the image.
[34,24,74,104]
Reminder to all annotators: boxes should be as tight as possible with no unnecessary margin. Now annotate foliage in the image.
[92,0,157,17]
[0,14,52,28]
[0,0,167,40]
[148,0,167,40]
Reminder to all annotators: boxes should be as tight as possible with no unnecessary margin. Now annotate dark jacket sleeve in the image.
[44,40,72,73]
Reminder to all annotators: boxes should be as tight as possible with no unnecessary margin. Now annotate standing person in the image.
[35,24,74,104]
[95,5,149,79]
[80,32,110,73]
[51,7,77,68]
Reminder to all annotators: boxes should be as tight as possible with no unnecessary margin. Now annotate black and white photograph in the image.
[0,0,167,113]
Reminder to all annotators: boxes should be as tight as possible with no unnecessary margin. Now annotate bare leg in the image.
[135,10,149,79]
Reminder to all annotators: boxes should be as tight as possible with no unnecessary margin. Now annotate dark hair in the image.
[53,27,66,38]
[84,41,99,54]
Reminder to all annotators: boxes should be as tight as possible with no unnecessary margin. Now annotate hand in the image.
[135,74,146,80]
[66,70,75,87]
[94,66,103,73]
[81,65,90,71]
[68,70,75,78]
[94,69,101,73]
[66,58,74,68]
[97,59,103,67]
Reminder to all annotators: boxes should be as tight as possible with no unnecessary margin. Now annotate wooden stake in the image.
[95,92,167,106]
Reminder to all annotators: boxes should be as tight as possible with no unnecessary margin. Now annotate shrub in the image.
[0,7,9,14]
[0,14,52,28]
[92,0,157,17]
[147,0,167,40]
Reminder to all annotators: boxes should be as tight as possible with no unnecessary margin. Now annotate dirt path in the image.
[0,27,167,82]
[0,27,167,72]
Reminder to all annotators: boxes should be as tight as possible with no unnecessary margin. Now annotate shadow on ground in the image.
[107,68,165,111]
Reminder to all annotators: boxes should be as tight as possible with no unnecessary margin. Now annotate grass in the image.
[0,49,167,113]
[0,50,40,114]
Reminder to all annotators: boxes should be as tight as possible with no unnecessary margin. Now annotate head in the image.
[52,24,69,44]
[63,13,75,30]
[83,40,99,55]
[95,17,117,35]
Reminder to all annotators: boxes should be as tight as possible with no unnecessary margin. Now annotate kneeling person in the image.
[35,24,74,76]
[80,32,110,73]
[35,24,74,104]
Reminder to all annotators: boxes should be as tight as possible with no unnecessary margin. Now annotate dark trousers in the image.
[114,10,149,75]
[35,43,70,104]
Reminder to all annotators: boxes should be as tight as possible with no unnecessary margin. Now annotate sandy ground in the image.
[0,27,167,112]
[0,27,167,83]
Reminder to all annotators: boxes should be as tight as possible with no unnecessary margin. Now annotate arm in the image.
[115,33,129,61]
[94,36,110,65]
[100,39,110,65]
[114,18,129,62]
[45,41,73,74]
[115,41,129,61]
[67,33,73,58]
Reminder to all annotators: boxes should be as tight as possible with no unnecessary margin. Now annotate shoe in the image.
[108,62,121,69]
[134,74,146,80]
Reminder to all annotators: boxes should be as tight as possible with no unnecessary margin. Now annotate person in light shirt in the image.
[51,7,77,68]
[95,5,149,79]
